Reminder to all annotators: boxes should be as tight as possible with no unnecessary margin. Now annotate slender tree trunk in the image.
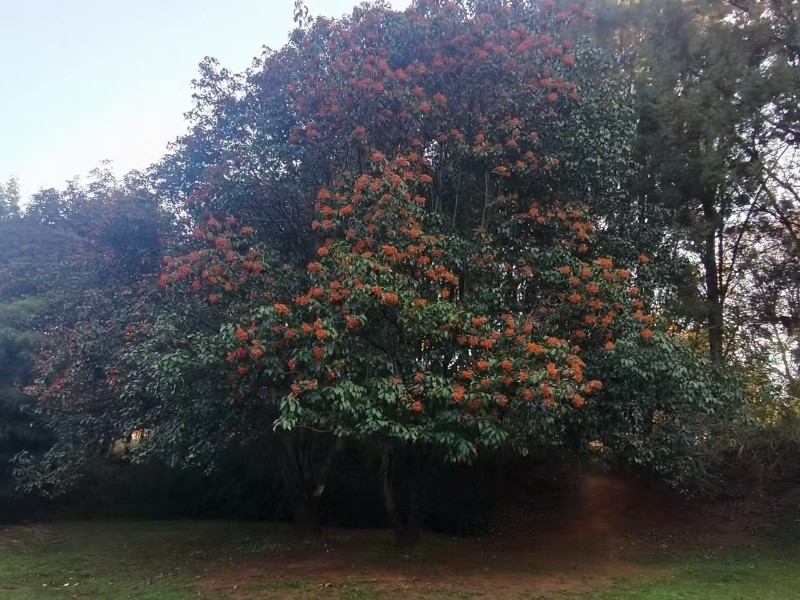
[701,196,725,365]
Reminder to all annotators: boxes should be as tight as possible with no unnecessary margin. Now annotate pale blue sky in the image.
[1,0,410,201]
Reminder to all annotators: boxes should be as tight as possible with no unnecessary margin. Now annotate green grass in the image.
[0,513,797,599]
[553,510,800,600]
[0,520,283,599]
[552,550,800,600]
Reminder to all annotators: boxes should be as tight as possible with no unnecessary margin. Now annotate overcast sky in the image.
[0,0,411,201]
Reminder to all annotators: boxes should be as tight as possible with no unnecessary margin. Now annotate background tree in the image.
[0,177,20,218]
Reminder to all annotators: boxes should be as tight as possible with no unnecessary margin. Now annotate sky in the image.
[0,0,411,202]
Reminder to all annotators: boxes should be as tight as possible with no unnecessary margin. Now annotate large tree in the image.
[23,0,746,539]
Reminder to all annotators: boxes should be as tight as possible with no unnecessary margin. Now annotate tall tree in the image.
[0,177,20,218]
[587,0,799,374]
[23,0,745,541]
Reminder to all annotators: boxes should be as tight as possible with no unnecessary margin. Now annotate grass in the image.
[553,509,800,600]
[0,512,797,599]
[553,550,800,600]
[0,520,228,599]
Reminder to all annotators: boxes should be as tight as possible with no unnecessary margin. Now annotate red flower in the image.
[453,385,465,403]
[526,342,546,356]
[596,257,613,269]
[546,362,559,379]
[382,292,399,305]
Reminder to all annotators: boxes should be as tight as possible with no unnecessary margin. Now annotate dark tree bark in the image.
[380,444,423,547]
[277,430,341,536]
[701,194,725,365]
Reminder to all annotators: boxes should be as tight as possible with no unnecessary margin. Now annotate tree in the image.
[0,177,20,218]
[7,172,170,500]
[0,217,100,506]
[24,0,746,541]
[587,0,799,379]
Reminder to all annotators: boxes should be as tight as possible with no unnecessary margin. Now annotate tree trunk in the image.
[292,491,323,537]
[701,196,725,365]
[380,444,422,547]
[277,431,341,537]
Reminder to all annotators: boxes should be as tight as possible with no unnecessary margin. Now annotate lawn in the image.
[0,509,797,599]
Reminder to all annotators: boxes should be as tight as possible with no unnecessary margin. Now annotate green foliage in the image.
[0,228,58,500]
[578,329,747,486]
[0,177,20,218]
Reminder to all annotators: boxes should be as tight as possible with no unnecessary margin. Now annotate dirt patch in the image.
[200,474,761,599]
[201,530,667,599]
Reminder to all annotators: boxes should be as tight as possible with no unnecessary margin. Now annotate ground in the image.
[1,475,798,599]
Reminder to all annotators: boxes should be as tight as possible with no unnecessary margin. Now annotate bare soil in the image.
[200,473,777,599]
